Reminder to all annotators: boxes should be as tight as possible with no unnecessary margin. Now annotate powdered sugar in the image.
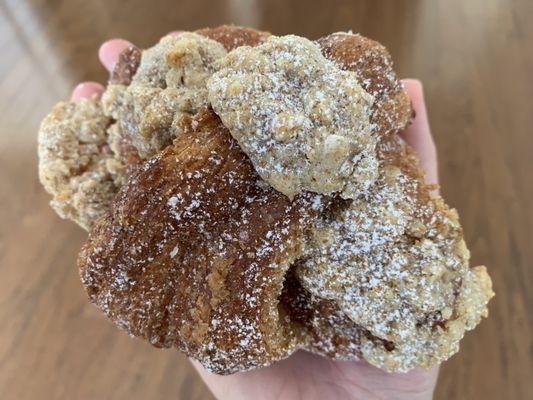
[208,35,376,199]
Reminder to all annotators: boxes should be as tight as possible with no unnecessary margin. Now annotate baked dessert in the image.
[79,107,327,373]
[208,35,375,199]
[295,133,492,371]
[37,99,123,230]
[38,25,493,374]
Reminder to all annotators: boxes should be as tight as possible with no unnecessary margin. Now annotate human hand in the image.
[73,38,440,400]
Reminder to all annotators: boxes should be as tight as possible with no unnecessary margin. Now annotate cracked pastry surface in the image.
[208,35,376,199]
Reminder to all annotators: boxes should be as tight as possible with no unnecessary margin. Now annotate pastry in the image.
[79,107,326,373]
[208,35,375,199]
[317,32,413,138]
[295,133,493,371]
[197,25,270,51]
[38,26,270,230]
[38,25,493,374]
[37,99,122,230]
[101,32,227,160]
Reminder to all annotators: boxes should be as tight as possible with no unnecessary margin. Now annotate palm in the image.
[193,351,438,400]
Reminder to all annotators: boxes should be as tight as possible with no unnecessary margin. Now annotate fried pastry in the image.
[101,32,227,160]
[294,35,492,369]
[197,25,270,51]
[295,134,493,371]
[38,26,268,229]
[37,100,123,229]
[78,107,326,373]
[204,31,492,371]
[317,32,413,137]
[37,25,492,375]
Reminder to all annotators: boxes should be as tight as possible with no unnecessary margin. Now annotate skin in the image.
[72,37,440,400]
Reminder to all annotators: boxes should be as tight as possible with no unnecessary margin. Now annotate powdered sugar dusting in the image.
[37,99,125,229]
[40,27,493,376]
[296,136,493,371]
[208,35,376,199]
[102,32,227,159]
[78,108,328,374]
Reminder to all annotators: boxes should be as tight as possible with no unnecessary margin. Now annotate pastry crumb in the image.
[208,35,376,199]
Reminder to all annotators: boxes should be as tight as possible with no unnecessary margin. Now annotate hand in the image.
[73,38,440,400]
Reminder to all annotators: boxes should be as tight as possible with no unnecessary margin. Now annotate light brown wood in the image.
[0,0,531,399]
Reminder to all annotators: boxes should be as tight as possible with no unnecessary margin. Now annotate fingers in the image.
[97,32,179,73]
[399,79,439,186]
[71,38,133,101]
[71,82,104,101]
[98,39,133,72]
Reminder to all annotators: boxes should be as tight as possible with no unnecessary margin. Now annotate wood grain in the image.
[0,0,531,399]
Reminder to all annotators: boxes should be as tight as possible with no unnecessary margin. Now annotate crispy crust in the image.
[293,36,491,371]
[78,108,326,373]
[102,33,228,160]
[38,27,262,230]
[37,100,124,229]
[318,33,412,136]
[38,29,411,230]
[207,35,376,199]
[295,134,493,371]
[196,25,270,51]
[110,45,142,85]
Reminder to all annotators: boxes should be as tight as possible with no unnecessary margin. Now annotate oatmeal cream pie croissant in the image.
[38,25,493,374]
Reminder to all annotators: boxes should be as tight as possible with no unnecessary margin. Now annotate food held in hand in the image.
[38,25,493,374]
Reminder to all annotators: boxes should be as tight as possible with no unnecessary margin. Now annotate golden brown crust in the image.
[280,267,368,359]
[78,107,326,373]
[208,35,377,200]
[317,32,413,136]
[197,25,271,51]
[110,45,142,85]
[103,33,227,159]
[295,134,493,371]
[38,28,410,230]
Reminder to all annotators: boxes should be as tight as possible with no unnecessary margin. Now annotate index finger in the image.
[98,39,133,72]
[399,79,439,186]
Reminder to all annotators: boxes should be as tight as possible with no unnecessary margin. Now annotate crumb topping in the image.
[37,100,123,229]
[296,136,494,371]
[208,35,376,199]
[317,32,413,137]
[37,27,493,375]
[78,109,327,373]
[102,33,227,158]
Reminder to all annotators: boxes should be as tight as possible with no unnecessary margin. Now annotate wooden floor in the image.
[1,0,531,398]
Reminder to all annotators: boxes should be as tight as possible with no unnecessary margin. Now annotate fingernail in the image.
[99,39,133,72]
[71,82,104,101]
